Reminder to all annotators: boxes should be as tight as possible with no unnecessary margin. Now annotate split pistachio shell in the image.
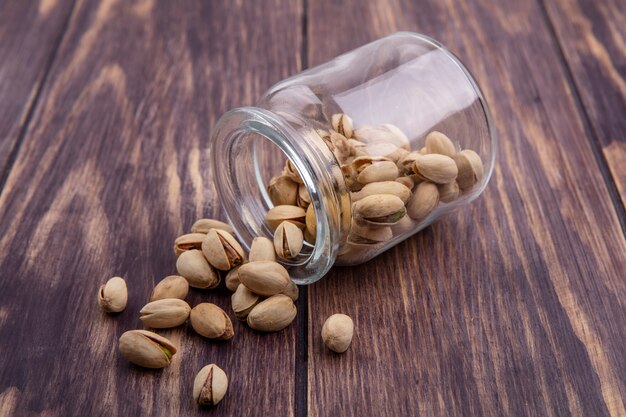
[247,294,297,332]
[281,280,299,301]
[174,233,207,256]
[267,175,298,206]
[297,184,311,208]
[190,303,234,340]
[407,182,439,220]
[274,221,304,259]
[150,275,189,301]
[425,131,456,157]
[225,266,242,292]
[231,284,261,320]
[191,219,233,234]
[397,151,422,175]
[351,181,411,204]
[202,229,246,271]
[176,249,220,289]
[249,237,276,262]
[98,277,128,313]
[353,194,406,225]
[413,154,458,184]
[139,298,191,328]
[438,181,460,203]
[238,261,291,296]
[265,205,306,231]
[193,364,228,406]
[322,314,354,353]
[305,204,317,243]
[356,161,399,184]
[331,113,354,138]
[118,330,177,369]
[454,149,484,190]
[283,159,303,184]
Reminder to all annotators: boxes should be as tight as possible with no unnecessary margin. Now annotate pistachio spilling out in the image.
[238,261,291,296]
[274,221,304,259]
[453,149,484,190]
[173,233,207,256]
[353,194,406,225]
[175,249,219,289]
[118,330,177,368]
[265,205,306,231]
[202,229,246,271]
[425,131,457,157]
[139,298,191,328]
[98,276,128,313]
[193,364,228,406]
[247,294,297,332]
[407,182,439,220]
[190,303,234,340]
[150,275,189,301]
[248,237,276,262]
[231,284,261,320]
[191,218,233,234]
[267,175,298,206]
[322,314,354,353]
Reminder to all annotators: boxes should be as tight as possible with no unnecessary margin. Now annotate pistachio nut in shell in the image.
[201,229,246,271]
[331,113,354,138]
[283,159,303,184]
[98,276,128,313]
[380,123,411,150]
[453,149,484,190]
[412,154,458,184]
[349,220,393,244]
[425,131,456,157]
[173,233,206,256]
[407,182,439,220]
[305,203,317,242]
[397,151,422,175]
[118,330,177,368]
[191,218,233,234]
[265,205,306,231]
[225,266,242,292]
[190,303,234,340]
[322,314,354,353]
[296,183,311,208]
[438,181,460,203]
[238,261,291,296]
[231,284,261,320]
[395,176,414,190]
[194,364,228,406]
[150,275,189,301]
[281,280,299,301]
[351,181,411,204]
[139,298,191,328]
[267,175,298,206]
[274,221,304,260]
[247,294,297,332]
[356,161,399,184]
[175,249,220,289]
[248,237,276,262]
[353,194,406,225]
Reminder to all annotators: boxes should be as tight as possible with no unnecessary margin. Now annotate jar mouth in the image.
[209,107,348,284]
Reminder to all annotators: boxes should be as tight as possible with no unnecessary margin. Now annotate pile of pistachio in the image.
[98,218,353,407]
[266,113,484,261]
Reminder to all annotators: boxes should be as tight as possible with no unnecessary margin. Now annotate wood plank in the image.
[0,1,302,416]
[0,0,75,179]
[307,1,626,417]
[542,0,626,208]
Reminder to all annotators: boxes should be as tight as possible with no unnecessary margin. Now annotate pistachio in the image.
[193,364,228,406]
[351,181,411,204]
[349,220,393,243]
[425,131,456,157]
[267,175,298,206]
[407,182,439,220]
[238,261,291,296]
[281,280,299,301]
[329,131,353,160]
[391,214,415,235]
[150,275,189,301]
[419,146,427,154]
[139,298,191,328]
[395,176,414,190]
[249,237,276,262]
[331,113,354,138]
[98,277,128,313]
[231,284,261,320]
[283,159,303,184]
[412,154,458,184]
[225,266,242,292]
[274,221,304,259]
[322,314,354,353]
[305,203,317,243]
[380,123,411,150]
[356,161,399,184]
[176,249,220,289]
[190,303,234,340]
[354,125,409,150]
[397,151,422,175]
[247,294,297,332]
[118,330,177,368]
[202,229,246,271]
[438,181,460,203]
[351,155,391,173]
[191,219,233,234]
[453,149,484,190]
[296,184,311,208]
[173,233,207,256]
[353,194,406,225]
[265,205,306,231]
[316,129,331,140]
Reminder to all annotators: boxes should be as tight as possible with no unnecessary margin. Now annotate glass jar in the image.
[210,32,496,284]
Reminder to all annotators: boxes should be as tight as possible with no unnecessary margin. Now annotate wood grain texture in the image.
[542,0,626,208]
[307,1,626,417]
[0,0,302,416]
[0,0,74,178]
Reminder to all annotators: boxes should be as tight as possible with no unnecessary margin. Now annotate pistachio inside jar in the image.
[210,32,496,284]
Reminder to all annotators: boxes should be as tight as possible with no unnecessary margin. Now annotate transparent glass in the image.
[210,32,496,284]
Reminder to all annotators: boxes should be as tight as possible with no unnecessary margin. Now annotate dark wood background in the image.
[0,0,624,416]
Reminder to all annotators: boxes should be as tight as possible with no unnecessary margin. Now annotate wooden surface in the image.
[0,1,624,416]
